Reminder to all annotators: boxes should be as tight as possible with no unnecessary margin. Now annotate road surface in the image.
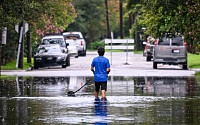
[1,51,198,77]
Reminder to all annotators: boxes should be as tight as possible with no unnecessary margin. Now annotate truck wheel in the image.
[34,63,39,69]
[82,50,86,56]
[146,56,151,61]
[182,64,187,70]
[62,65,66,68]
[66,57,70,66]
[153,62,157,69]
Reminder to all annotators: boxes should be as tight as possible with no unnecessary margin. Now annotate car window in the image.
[150,42,154,45]
[42,38,65,47]
[171,36,183,46]
[158,37,170,46]
[38,46,61,53]
[64,34,80,39]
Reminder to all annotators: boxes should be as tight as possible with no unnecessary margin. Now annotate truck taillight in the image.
[145,45,148,50]
[155,39,158,45]
[184,41,187,46]
[81,41,83,46]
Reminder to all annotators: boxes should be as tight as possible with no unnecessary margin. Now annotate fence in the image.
[102,39,134,65]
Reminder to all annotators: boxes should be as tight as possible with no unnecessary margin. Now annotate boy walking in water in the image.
[91,47,110,99]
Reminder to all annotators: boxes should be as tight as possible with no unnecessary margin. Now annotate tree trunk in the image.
[0,31,1,76]
[129,12,132,30]
[119,0,124,39]
[134,15,138,50]
[27,31,32,63]
[105,0,111,38]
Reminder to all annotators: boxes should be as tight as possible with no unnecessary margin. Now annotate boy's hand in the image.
[91,69,95,74]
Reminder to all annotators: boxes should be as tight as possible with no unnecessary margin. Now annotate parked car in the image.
[65,39,79,58]
[153,35,187,69]
[34,44,70,69]
[143,36,155,61]
[63,32,86,56]
[41,34,68,52]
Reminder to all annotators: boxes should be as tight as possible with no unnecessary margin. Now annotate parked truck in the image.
[63,32,86,56]
[153,35,187,69]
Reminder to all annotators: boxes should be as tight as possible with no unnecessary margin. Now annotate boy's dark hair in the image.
[98,47,105,56]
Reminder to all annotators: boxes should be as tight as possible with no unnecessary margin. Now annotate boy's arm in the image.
[91,67,95,74]
[107,68,110,74]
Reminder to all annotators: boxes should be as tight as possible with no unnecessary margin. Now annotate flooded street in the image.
[1,76,200,124]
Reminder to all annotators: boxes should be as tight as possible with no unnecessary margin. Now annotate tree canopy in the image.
[141,0,200,52]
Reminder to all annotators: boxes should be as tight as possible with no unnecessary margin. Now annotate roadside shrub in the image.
[89,40,105,50]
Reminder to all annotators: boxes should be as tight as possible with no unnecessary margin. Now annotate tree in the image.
[126,0,142,50]
[119,0,124,38]
[105,0,111,38]
[142,0,200,53]
[67,0,106,45]
[0,0,76,67]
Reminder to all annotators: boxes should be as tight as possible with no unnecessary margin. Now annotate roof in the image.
[42,35,64,39]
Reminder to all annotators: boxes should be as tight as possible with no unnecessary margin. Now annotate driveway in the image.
[1,51,197,77]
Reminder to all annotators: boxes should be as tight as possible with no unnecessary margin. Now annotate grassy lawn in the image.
[1,58,33,70]
[188,53,200,69]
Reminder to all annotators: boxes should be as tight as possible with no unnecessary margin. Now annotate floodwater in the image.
[0,76,200,125]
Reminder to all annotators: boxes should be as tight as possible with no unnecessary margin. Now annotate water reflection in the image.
[0,76,200,124]
[94,98,108,125]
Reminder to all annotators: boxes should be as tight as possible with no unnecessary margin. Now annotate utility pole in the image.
[120,0,124,39]
[105,0,111,38]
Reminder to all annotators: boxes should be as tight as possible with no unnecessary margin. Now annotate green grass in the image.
[1,58,34,70]
[188,53,200,69]
[195,72,200,76]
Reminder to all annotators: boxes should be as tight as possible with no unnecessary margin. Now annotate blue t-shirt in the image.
[91,56,110,82]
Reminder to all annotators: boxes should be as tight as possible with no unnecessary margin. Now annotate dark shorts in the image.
[95,81,107,92]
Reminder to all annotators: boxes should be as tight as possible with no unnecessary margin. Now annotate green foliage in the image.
[0,0,76,66]
[141,0,200,53]
[67,0,106,43]
[89,40,105,50]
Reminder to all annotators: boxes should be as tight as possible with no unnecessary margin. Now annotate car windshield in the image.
[158,37,170,46]
[42,38,65,47]
[171,36,183,46]
[64,34,80,39]
[38,46,61,53]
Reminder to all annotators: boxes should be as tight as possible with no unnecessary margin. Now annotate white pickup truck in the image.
[63,32,86,56]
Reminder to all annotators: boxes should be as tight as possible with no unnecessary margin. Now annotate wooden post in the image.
[27,31,32,63]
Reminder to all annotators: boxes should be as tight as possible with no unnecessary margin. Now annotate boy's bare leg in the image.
[95,91,99,98]
[101,90,106,98]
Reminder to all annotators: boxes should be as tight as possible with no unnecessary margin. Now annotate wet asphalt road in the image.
[1,51,200,124]
[1,51,197,77]
[1,76,200,125]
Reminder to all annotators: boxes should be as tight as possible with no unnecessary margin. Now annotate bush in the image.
[89,40,105,50]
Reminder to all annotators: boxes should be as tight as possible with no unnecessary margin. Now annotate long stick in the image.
[74,77,93,93]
